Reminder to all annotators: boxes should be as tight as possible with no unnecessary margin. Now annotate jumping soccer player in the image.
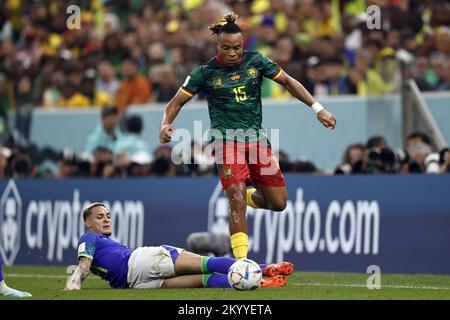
[65,203,294,290]
[0,256,32,297]
[159,13,336,260]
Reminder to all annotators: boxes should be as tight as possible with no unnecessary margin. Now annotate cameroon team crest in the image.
[247,67,258,78]
[223,167,233,179]
[213,77,222,89]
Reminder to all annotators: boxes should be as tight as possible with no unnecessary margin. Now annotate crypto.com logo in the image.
[66,5,81,30]
[0,180,22,266]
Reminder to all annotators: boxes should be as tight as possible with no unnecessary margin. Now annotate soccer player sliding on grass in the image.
[0,256,32,297]
[160,12,336,260]
[64,203,294,291]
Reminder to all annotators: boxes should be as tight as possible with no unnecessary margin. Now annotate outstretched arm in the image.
[64,257,92,291]
[160,90,193,143]
[274,71,337,130]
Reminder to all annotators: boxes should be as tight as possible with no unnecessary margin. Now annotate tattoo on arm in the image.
[66,258,91,289]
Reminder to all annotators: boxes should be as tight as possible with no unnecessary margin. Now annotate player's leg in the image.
[215,140,251,260]
[247,185,287,211]
[247,141,287,211]
[161,274,230,288]
[169,252,287,289]
[161,251,232,288]
[0,256,32,297]
[161,274,203,288]
[225,182,250,260]
[0,255,4,283]
[134,273,228,289]
[174,250,241,275]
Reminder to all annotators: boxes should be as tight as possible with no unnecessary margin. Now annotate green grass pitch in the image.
[1,265,450,300]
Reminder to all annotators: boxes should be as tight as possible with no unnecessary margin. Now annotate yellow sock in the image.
[230,232,248,260]
[246,188,258,208]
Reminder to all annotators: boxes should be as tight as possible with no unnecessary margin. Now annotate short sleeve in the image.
[180,66,204,97]
[77,233,98,260]
[258,52,283,80]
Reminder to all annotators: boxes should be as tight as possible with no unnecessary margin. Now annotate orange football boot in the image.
[259,275,287,288]
[262,262,294,277]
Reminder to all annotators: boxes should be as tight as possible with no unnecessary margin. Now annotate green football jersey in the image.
[180,51,282,142]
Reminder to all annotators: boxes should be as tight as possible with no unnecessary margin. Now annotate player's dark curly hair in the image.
[208,12,241,35]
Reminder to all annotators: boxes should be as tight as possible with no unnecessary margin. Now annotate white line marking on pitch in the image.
[294,282,450,290]
[5,273,71,279]
[6,274,450,291]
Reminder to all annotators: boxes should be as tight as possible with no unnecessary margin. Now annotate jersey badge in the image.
[213,77,222,89]
[247,67,258,78]
[223,167,233,179]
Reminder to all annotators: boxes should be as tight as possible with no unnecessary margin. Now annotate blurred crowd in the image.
[334,133,450,175]
[1,0,450,113]
[0,103,448,179]
[0,0,449,178]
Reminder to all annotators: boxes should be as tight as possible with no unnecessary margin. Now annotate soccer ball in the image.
[227,259,262,290]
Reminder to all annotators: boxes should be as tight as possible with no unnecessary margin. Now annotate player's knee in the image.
[226,185,247,208]
[269,197,287,212]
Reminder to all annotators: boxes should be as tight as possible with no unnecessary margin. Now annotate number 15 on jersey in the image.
[233,86,247,102]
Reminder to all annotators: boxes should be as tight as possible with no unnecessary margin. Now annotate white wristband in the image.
[311,101,324,114]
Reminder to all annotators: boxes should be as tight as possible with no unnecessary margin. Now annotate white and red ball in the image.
[227,259,262,290]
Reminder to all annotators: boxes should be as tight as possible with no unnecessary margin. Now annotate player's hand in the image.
[317,109,337,130]
[64,281,80,291]
[160,124,175,143]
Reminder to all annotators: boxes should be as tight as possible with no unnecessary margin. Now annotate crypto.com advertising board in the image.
[0,175,449,274]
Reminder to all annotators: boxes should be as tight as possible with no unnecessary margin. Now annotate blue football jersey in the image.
[77,232,133,288]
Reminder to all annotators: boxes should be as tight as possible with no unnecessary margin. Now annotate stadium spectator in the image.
[335,137,400,175]
[64,202,293,290]
[128,150,152,177]
[115,114,151,156]
[344,48,393,96]
[150,64,179,103]
[0,147,10,179]
[42,69,64,108]
[57,148,90,179]
[117,58,152,111]
[401,131,441,174]
[57,149,81,179]
[292,159,320,174]
[335,143,366,175]
[0,0,448,112]
[144,42,166,80]
[0,0,448,179]
[90,146,114,178]
[176,141,215,177]
[58,83,91,108]
[96,60,120,98]
[151,144,176,177]
[430,52,450,91]
[85,105,122,156]
[14,76,34,109]
[113,114,152,177]
[365,136,398,174]
[440,148,450,173]
[413,55,435,91]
